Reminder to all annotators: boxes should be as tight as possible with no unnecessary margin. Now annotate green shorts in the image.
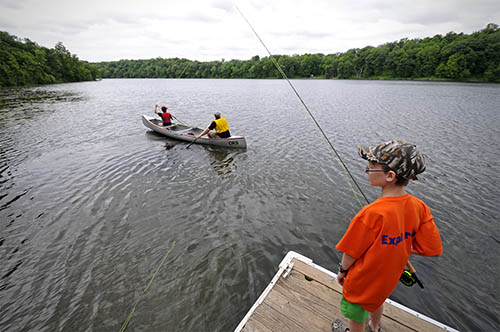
[340,296,369,322]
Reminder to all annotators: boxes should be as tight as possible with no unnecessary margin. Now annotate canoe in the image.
[142,115,247,149]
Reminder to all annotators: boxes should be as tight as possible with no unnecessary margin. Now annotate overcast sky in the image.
[1,0,498,62]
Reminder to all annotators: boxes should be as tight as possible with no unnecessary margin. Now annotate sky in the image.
[0,0,499,63]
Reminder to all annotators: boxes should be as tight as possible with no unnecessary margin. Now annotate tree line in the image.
[1,23,498,87]
[97,23,499,82]
[0,31,99,87]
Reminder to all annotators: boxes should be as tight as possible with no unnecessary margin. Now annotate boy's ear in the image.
[386,170,398,183]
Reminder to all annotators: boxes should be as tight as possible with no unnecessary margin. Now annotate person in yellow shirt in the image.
[196,112,231,138]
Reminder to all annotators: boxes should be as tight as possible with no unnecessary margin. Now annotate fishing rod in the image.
[234,5,369,207]
[235,5,423,288]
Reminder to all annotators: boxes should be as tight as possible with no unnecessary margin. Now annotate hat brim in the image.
[357,145,379,163]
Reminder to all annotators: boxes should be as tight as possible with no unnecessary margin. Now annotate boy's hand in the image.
[337,271,347,286]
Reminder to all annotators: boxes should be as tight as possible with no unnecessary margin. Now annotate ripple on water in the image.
[0,80,499,332]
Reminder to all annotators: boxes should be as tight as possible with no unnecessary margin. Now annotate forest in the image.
[1,24,499,86]
[97,23,500,83]
[0,31,99,87]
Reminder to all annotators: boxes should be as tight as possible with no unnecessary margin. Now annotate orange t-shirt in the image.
[336,194,442,312]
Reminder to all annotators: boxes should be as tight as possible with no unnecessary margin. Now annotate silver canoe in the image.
[142,115,247,149]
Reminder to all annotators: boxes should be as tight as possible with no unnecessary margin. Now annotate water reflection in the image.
[209,150,235,177]
[164,142,175,150]
[144,128,245,177]
[0,87,86,214]
[0,87,84,125]
[0,87,84,109]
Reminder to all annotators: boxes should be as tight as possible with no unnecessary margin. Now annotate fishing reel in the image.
[400,268,424,288]
[400,269,416,287]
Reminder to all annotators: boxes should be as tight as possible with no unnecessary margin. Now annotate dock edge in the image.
[234,251,459,332]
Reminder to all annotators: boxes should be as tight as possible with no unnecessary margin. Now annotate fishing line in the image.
[235,5,369,207]
[236,6,427,288]
[119,240,176,332]
[156,62,191,126]
[178,62,191,78]
[235,6,423,284]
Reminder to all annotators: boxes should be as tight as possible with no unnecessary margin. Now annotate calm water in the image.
[0,79,499,332]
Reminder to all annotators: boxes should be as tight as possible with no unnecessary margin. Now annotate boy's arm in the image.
[410,248,421,255]
[413,221,443,256]
[411,247,440,256]
[337,253,357,286]
[411,246,441,256]
[341,253,357,270]
[412,204,443,256]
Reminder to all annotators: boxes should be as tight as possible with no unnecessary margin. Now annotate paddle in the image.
[172,115,188,126]
[186,126,211,149]
[186,136,199,149]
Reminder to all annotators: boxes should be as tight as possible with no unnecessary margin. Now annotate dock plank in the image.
[241,315,273,332]
[237,253,456,332]
[266,284,327,330]
[242,302,311,332]
[270,281,333,330]
[292,258,340,292]
[292,258,446,332]
[275,269,341,319]
[281,262,416,332]
[382,303,447,332]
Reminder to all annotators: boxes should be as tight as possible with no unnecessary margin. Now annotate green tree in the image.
[0,32,98,86]
[337,55,354,78]
[320,54,338,78]
[92,23,499,83]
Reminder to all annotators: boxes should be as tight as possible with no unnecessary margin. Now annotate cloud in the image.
[0,0,26,10]
[0,0,497,62]
[211,0,234,13]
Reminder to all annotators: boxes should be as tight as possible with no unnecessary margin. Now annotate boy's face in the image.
[365,162,396,187]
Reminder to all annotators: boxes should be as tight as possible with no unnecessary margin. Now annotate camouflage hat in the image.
[357,140,426,180]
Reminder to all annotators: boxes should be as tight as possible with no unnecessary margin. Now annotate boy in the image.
[154,104,175,126]
[334,141,443,332]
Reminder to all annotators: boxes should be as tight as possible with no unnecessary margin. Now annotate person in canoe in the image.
[334,141,442,332]
[154,104,176,126]
[196,112,231,139]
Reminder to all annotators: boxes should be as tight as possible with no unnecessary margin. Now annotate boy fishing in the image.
[334,141,443,332]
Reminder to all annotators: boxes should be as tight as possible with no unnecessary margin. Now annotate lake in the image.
[0,79,499,332]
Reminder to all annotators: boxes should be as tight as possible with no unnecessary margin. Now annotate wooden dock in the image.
[235,252,458,332]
